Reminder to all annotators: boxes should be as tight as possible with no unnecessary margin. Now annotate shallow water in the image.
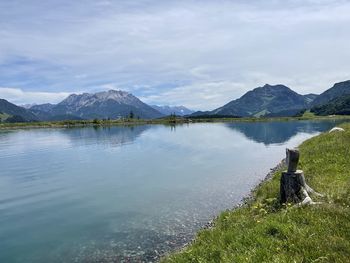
[0,120,346,262]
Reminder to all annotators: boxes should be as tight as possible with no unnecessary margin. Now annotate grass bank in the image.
[162,123,350,263]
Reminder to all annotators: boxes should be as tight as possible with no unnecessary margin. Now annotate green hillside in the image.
[311,80,350,107]
[311,95,350,116]
[0,99,37,122]
[197,84,309,117]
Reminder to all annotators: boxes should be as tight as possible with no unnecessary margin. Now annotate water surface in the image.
[0,120,345,262]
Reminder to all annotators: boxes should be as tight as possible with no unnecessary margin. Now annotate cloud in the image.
[0,87,70,105]
[141,81,248,110]
[0,0,350,108]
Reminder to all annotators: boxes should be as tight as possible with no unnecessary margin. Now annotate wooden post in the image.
[286,148,299,173]
[280,148,323,205]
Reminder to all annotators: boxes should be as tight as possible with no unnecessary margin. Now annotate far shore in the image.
[1,114,350,130]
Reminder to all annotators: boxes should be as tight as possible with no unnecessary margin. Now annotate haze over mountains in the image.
[151,105,194,116]
[1,80,350,122]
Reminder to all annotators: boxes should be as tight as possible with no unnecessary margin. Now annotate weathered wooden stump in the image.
[280,148,323,205]
[280,169,305,203]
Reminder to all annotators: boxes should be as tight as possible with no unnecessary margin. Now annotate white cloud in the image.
[0,87,70,105]
[140,81,248,110]
[0,0,350,108]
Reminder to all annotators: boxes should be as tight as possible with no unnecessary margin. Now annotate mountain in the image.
[29,103,60,120]
[196,84,309,117]
[311,94,350,116]
[311,80,350,107]
[21,103,36,109]
[0,99,38,122]
[31,90,163,120]
[303,93,318,104]
[30,103,55,112]
[151,105,194,116]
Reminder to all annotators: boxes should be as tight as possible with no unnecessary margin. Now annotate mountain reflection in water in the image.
[225,120,343,145]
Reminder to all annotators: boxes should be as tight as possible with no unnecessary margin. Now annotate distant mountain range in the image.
[0,99,37,122]
[1,80,350,122]
[217,84,310,117]
[31,90,164,121]
[191,80,350,118]
[0,90,165,122]
[191,84,311,117]
[151,105,194,116]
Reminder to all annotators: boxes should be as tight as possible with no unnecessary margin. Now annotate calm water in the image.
[0,120,346,262]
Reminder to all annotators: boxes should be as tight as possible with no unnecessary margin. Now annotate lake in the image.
[0,120,346,262]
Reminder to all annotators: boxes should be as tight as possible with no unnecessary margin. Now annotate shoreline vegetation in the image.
[1,113,350,130]
[161,122,350,262]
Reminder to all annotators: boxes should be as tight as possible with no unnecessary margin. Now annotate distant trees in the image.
[93,118,100,124]
[169,112,176,123]
[129,111,134,119]
[293,109,306,117]
[311,95,350,116]
[6,115,26,123]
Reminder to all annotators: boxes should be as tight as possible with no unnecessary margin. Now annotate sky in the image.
[0,0,350,110]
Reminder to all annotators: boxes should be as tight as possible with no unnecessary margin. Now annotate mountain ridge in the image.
[0,99,38,122]
[2,79,350,122]
[30,90,163,120]
[192,84,312,117]
[311,80,350,107]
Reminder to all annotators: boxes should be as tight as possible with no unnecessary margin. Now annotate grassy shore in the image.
[162,123,350,262]
[1,114,350,129]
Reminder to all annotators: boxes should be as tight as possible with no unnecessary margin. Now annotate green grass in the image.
[301,110,316,118]
[162,123,350,263]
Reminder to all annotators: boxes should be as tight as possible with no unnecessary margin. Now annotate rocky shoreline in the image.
[158,159,287,262]
[201,158,286,231]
